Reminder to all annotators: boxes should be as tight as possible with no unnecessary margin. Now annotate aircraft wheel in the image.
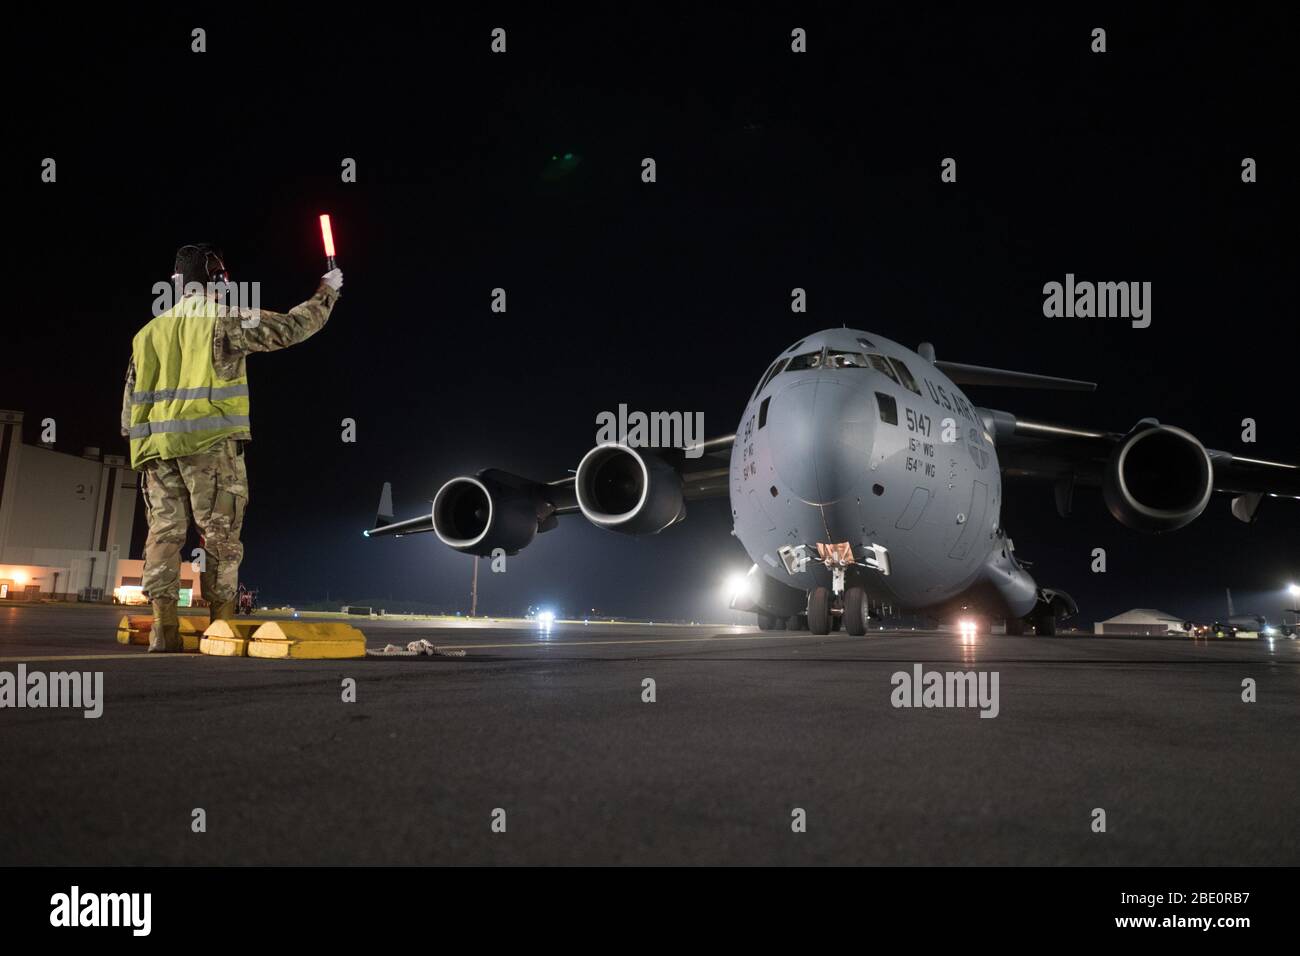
[1005,617,1025,636]
[807,587,831,635]
[757,613,775,631]
[843,587,868,636]
[1034,613,1057,637]
[787,614,807,631]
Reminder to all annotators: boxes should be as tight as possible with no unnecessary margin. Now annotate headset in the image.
[172,244,229,288]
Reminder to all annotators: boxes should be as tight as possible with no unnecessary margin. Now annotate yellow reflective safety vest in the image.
[127,295,250,469]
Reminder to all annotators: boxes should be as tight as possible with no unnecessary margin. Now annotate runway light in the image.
[537,609,555,626]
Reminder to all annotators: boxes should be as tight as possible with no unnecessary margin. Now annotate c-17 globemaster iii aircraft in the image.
[365,328,1299,636]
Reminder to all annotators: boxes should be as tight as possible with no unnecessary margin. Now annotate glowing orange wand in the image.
[319,214,336,271]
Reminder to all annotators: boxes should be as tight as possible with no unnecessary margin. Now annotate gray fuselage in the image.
[729,328,1036,618]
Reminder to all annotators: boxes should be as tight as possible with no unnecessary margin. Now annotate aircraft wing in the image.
[365,435,734,539]
[978,407,1300,522]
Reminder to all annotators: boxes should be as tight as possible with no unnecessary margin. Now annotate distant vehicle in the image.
[236,584,258,615]
[365,330,1299,637]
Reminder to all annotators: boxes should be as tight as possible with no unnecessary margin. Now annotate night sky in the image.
[8,8,1296,623]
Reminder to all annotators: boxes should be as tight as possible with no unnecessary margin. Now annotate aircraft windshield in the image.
[825,350,871,369]
[784,350,824,371]
[754,358,787,397]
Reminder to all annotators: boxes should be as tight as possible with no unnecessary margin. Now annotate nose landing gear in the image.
[807,586,832,634]
[803,541,890,636]
[842,586,869,636]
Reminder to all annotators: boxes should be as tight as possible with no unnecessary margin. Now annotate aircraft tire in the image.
[1034,613,1057,637]
[787,614,806,631]
[807,587,831,635]
[757,613,775,631]
[843,587,868,636]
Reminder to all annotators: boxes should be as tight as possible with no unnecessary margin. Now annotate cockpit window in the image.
[876,392,898,425]
[756,358,787,396]
[750,360,779,403]
[888,357,922,395]
[825,350,871,369]
[784,349,824,371]
[866,353,900,384]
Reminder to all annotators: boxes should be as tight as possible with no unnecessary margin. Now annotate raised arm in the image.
[219,271,343,358]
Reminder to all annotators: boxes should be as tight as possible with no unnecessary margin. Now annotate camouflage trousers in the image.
[141,439,249,607]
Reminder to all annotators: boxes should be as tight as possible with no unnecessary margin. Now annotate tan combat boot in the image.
[148,599,182,653]
[209,597,237,625]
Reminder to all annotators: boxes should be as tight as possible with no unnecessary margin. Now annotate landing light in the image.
[537,609,556,626]
[725,572,758,604]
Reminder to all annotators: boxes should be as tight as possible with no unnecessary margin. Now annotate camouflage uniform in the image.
[121,284,340,650]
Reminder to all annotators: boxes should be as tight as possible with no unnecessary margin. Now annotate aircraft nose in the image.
[768,379,875,504]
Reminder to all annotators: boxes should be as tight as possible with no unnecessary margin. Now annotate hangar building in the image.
[0,409,142,601]
[1093,608,1189,636]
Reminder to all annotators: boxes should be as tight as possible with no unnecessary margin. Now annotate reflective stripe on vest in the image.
[131,384,250,404]
[129,295,251,468]
[127,414,252,439]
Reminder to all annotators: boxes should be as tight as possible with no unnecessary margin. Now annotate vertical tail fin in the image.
[375,482,394,528]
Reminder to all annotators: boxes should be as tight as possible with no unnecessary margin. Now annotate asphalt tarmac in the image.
[1,604,1296,865]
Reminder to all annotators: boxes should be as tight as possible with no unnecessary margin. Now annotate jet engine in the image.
[1102,424,1213,532]
[432,470,549,556]
[574,444,685,534]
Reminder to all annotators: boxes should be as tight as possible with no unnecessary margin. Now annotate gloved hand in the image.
[322,268,344,291]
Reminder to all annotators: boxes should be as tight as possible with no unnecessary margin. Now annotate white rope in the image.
[366,638,466,658]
